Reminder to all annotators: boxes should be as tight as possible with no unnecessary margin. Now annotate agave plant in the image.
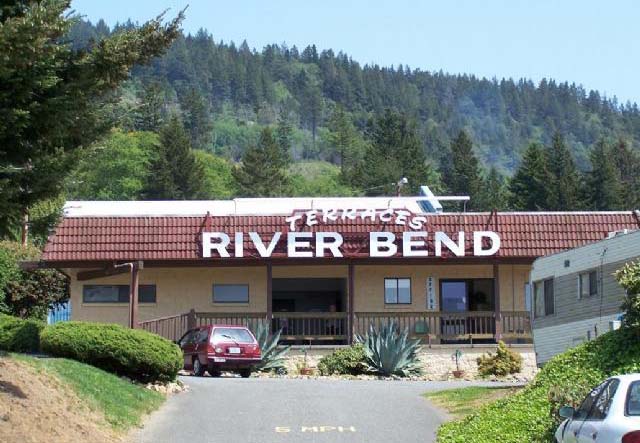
[252,322,291,372]
[356,321,422,377]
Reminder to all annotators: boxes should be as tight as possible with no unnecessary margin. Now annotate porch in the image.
[138,309,532,344]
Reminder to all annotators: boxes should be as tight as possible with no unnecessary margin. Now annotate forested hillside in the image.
[70,19,640,172]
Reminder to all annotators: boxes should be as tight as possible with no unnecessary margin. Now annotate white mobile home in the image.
[531,229,640,365]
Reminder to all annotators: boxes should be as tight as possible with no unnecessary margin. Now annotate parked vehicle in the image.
[177,325,261,378]
[555,374,640,443]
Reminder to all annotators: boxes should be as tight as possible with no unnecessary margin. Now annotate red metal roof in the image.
[41,212,640,264]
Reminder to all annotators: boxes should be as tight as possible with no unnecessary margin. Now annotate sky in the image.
[72,0,640,104]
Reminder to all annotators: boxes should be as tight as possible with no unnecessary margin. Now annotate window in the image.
[544,279,555,316]
[533,278,554,318]
[574,380,609,420]
[384,278,411,304]
[626,381,640,416]
[589,379,619,420]
[82,285,156,303]
[213,284,249,303]
[213,327,254,343]
[579,270,598,298]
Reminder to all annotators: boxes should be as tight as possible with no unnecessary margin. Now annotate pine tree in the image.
[327,106,360,181]
[233,127,291,197]
[445,130,483,207]
[144,116,206,199]
[179,87,213,149]
[476,167,510,211]
[135,81,165,132]
[275,113,293,167]
[0,3,183,240]
[354,109,438,195]
[611,138,640,209]
[547,132,582,210]
[585,139,623,210]
[509,143,553,210]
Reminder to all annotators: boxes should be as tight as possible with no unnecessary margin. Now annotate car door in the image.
[564,381,610,443]
[194,328,209,365]
[178,329,196,369]
[577,379,619,443]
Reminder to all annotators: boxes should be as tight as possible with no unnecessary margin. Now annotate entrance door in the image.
[441,281,468,313]
[440,281,468,337]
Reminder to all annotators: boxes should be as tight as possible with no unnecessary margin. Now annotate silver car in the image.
[555,374,640,443]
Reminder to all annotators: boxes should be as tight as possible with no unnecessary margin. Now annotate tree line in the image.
[69,19,640,174]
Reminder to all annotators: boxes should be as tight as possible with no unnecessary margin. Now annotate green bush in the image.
[317,344,367,375]
[356,322,422,377]
[437,326,640,443]
[476,341,523,377]
[0,240,69,320]
[40,321,182,383]
[0,313,44,352]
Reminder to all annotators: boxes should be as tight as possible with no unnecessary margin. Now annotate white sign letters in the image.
[202,231,500,259]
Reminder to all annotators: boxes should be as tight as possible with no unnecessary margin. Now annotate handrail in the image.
[272,312,347,319]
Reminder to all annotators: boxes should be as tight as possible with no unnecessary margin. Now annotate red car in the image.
[177,325,261,378]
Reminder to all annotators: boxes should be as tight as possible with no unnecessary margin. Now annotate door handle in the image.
[591,431,598,440]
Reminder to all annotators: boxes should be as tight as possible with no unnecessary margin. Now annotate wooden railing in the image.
[140,310,531,344]
[354,311,531,343]
[272,312,348,341]
[501,310,532,340]
[139,313,190,342]
[193,312,268,332]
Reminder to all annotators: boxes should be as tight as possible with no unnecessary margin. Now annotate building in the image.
[38,197,640,347]
[530,229,640,365]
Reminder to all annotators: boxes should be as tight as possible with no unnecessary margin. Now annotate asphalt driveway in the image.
[130,376,506,443]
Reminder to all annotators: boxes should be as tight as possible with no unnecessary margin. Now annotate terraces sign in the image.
[201,230,500,258]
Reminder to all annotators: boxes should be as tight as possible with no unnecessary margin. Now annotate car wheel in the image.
[193,358,205,376]
[239,368,251,378]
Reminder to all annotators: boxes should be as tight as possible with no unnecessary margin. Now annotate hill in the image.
[69,19,640,173]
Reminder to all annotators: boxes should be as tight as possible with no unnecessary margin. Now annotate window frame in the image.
[212,284,250,304]
[579,269,599,299]
[384,277,412,305]
[82,284,156,304]
[625,380,640,417]
[533,278,555,318]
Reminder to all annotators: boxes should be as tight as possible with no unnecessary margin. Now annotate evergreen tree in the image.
[233,127,290,197]
[275,113,293,167]
[476,167,510,211]
[585,139,623,210]
[354,109,438,195]
[179,87,213,149]
[611,138,640,209]
[547,132,582,210]
[135,81,166,132]
[327,105,360,181]
[144,116,206,199]
[0,2,183,240]
[445,130,483,207]
[509,143,553,210]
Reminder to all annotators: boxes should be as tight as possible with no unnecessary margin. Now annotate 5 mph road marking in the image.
[275,426,357,433]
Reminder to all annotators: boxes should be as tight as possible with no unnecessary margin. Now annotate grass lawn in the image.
[424,386,521,419]
[12,353,165,430]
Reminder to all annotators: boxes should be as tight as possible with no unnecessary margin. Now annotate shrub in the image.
[437,326,640,443]
[40,321,182,383]
[0,313,44,352]
[0,240,69,320]
[252,323,290,372]
[476,341,523,377]
[616,260,640,327]
[317,344,367,375]
[356,322,422,377]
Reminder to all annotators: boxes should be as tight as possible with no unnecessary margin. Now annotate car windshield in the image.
[212,328,254,343]
[626,381,640,416]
